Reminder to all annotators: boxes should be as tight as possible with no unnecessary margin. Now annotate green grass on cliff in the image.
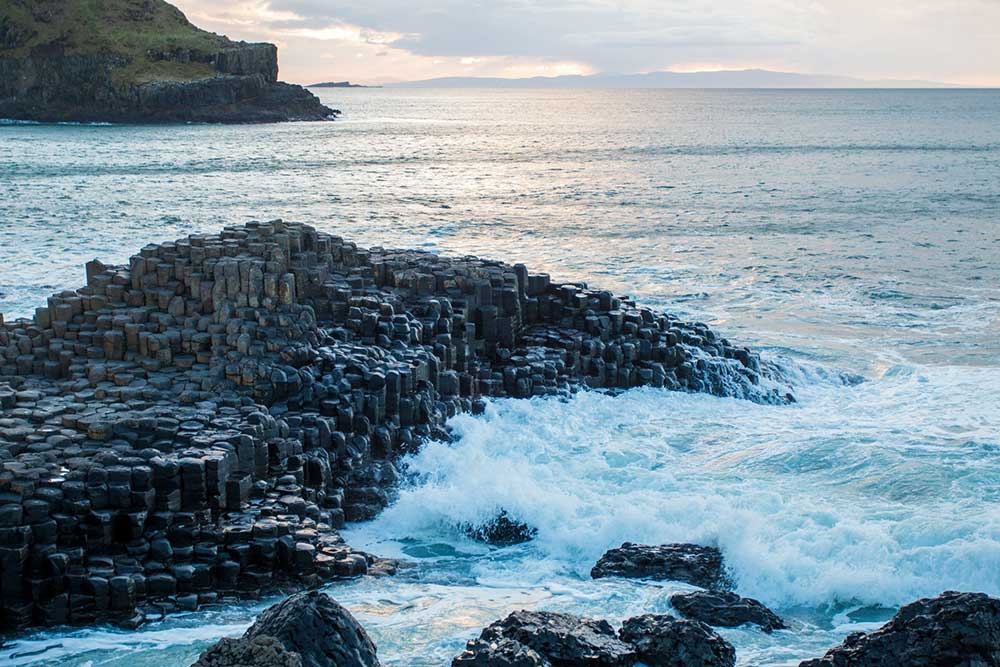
[1,0,236,83]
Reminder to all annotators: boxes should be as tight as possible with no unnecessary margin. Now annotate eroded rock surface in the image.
[0,220,786,631]
[619,614,735,667]
[453,610,635,667]
[193,591,377,667]
[799,591,1000,667]
[669,590,785,633]
[591,543,730,589]
[192,635,303,667]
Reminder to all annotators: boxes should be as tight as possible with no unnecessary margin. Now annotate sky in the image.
[172,0,1000,86]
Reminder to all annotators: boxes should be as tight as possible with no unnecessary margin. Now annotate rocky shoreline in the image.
[0,220,791,633]
[188,583,1000,666]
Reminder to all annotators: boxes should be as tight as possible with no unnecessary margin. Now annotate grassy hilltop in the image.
[0,0,334,122]
[1,0,237,84]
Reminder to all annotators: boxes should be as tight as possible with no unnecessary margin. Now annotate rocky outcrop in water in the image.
[799,591,1000,667]
[0,0,334,123]
[669,590,785,633]
[453,610,636,666]
[0,220,787,631]
[465,509,537,546]
[619,614,735,667]
[452,610,737,667]
[591,543,731,589]
[193,635,303,667]
[192,591,378,667]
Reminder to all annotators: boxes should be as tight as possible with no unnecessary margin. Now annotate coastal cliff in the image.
[0,0,334,123]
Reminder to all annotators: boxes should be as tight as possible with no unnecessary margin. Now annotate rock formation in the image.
[0,219,788,631]
[452,610,636,666]
[619,614,736,667]
[452,610,737,667]
[591,543,731,589]
[669,590,785,633]
[799,591,1000,667]
[0,0,334,123]
[192,591,378,667]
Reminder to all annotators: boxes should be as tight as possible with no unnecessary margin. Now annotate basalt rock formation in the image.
[799,591,1000,667]
[193,591,379,667]
[452,610,737,667]
[618,614,736,667]
[0,0,335,123]
[669,590,786,633]
[452,610,636,666]
[591,543,732,590]
[0,219,789,631]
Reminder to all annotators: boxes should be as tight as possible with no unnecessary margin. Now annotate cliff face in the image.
[0,0,334,123]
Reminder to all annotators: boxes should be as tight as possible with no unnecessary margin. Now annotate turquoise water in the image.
[1,89,999,666]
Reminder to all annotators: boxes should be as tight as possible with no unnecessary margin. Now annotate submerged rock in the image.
[618,614,735,667]
[591,543,730,589]
[465,510,538,546]
[799,591,1000,667]
[453,610,635,666]
[669,590,785,633]
[192,591,379,667]
[193,635,303,667]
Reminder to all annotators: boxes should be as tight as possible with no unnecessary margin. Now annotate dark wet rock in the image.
[465,510,538,546]
[591,543,730,589]
[619,614,735,667]
[0,220,787,632]
[670,590,785,633]
[799,590,1000,667]
[453,636,551,666]
[239,591,379,667]
[453,610,635,666]
[193,635,303,667]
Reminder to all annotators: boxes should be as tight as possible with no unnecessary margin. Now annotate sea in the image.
[1,88,999,666]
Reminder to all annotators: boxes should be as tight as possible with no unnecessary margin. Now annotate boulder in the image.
[799,591,1000,667]
[194,591,379,667]
[192,635,303,667]
[669,590,785,633]
[453,610,635,666]
[591,543,730,589]
[619,614,735,667]
[465,510,538,546]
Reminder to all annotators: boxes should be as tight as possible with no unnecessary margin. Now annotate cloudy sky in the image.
[173,0,1000,85]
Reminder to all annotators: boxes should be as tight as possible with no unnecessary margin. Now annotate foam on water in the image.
[355,363,1000,610]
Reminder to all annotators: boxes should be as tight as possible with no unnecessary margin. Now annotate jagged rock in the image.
[238,591,379,667]
[669,590,785,633]
[465,510,538,546]
[591,543,730,589]
[453,610,635,666]
[453,636,552,666]
[618,614,735,667]
[799,591,1000,667]
[192,635,303,667]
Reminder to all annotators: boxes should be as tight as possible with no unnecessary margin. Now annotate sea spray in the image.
[356,363,1000,610]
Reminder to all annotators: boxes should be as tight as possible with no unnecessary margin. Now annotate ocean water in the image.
[1,88,999,666]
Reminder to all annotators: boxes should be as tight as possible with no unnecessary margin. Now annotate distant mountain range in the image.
[309,81,381,88]
[388,69,966,89]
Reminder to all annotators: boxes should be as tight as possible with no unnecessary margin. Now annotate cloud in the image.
[172,0,1000,85]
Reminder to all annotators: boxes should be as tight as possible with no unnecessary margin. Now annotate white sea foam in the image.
[358,363,1000,610]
